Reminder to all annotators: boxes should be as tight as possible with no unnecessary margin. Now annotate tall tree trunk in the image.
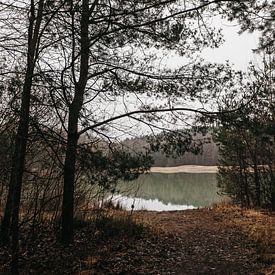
[271,185,275,211]
[253,142,261,208]
[270,165,275,211]
[0,0,44,273]
[243,168,250,207]
[270,133,275,210]
[61,111,79,243]
[61,0,89,244]
[238,165,245,207]
[254,164,261,207]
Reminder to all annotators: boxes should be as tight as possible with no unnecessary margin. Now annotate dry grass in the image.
[213,202,275,270]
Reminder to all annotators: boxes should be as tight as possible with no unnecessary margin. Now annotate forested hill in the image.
[122,135,219,167]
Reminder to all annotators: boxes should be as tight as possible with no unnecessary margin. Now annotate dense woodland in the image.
[123,134,219,166]
[214,57,275,210]
[0,0,274,273]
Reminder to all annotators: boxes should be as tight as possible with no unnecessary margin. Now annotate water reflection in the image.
[110,195,196,211]
[114,173,222,211]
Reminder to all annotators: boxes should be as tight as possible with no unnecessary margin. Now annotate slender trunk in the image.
[30,184,39,240]
[271,186,275,211]
[0,1,44,273]
[239,165,245,207]
[0,44,36,248]
[61,115,79,243]
[243,168,250,207]
[61,0,89,244]
[0,191,3,215]
[270,165,275,211]
[0,180,14,245]
[253,155,261,207]
[270,134,275,210]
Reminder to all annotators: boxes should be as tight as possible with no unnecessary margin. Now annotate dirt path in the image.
[130,208,272,274]
[79,207,273,274]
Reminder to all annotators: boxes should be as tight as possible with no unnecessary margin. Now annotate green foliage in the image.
[214,54,275,209]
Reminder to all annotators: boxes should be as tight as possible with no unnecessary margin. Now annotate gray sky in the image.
[88,17,262,139]
[123,19,261,138]
[165,17,260,72]
[202,18,260,71]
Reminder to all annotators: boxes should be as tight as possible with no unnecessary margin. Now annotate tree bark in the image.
[270,165,275,211]
[253,142,261,207]
[61,0,90,244]
[61,111,79,243]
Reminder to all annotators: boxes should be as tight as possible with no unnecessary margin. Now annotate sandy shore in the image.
[150,165,218,173]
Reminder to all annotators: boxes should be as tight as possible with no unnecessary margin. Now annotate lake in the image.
[111,172,223,211]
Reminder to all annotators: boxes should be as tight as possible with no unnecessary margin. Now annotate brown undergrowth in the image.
[0,204,273,274]
[213,203,273,254]
[213,202,275,273]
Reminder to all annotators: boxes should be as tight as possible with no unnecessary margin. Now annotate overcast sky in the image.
[202,18,260,71]
[165,17,260,72]
[93,17,262,139]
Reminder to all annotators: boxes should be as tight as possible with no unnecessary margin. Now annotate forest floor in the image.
[0,204,274,274]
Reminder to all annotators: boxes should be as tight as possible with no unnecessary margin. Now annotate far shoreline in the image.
[150,165,218,174]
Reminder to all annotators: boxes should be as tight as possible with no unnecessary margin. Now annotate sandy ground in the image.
[151,165,218,173]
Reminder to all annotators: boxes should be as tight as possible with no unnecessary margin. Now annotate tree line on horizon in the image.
[122,133,219,166]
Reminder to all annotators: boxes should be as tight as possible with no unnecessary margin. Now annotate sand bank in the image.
[150,165,218,173]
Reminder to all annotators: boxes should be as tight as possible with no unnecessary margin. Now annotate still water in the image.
[112,173,222,211]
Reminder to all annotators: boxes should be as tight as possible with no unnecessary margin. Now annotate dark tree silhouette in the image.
[0,1,66,273]
[214,54,274,209]
[52,0,244,243]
